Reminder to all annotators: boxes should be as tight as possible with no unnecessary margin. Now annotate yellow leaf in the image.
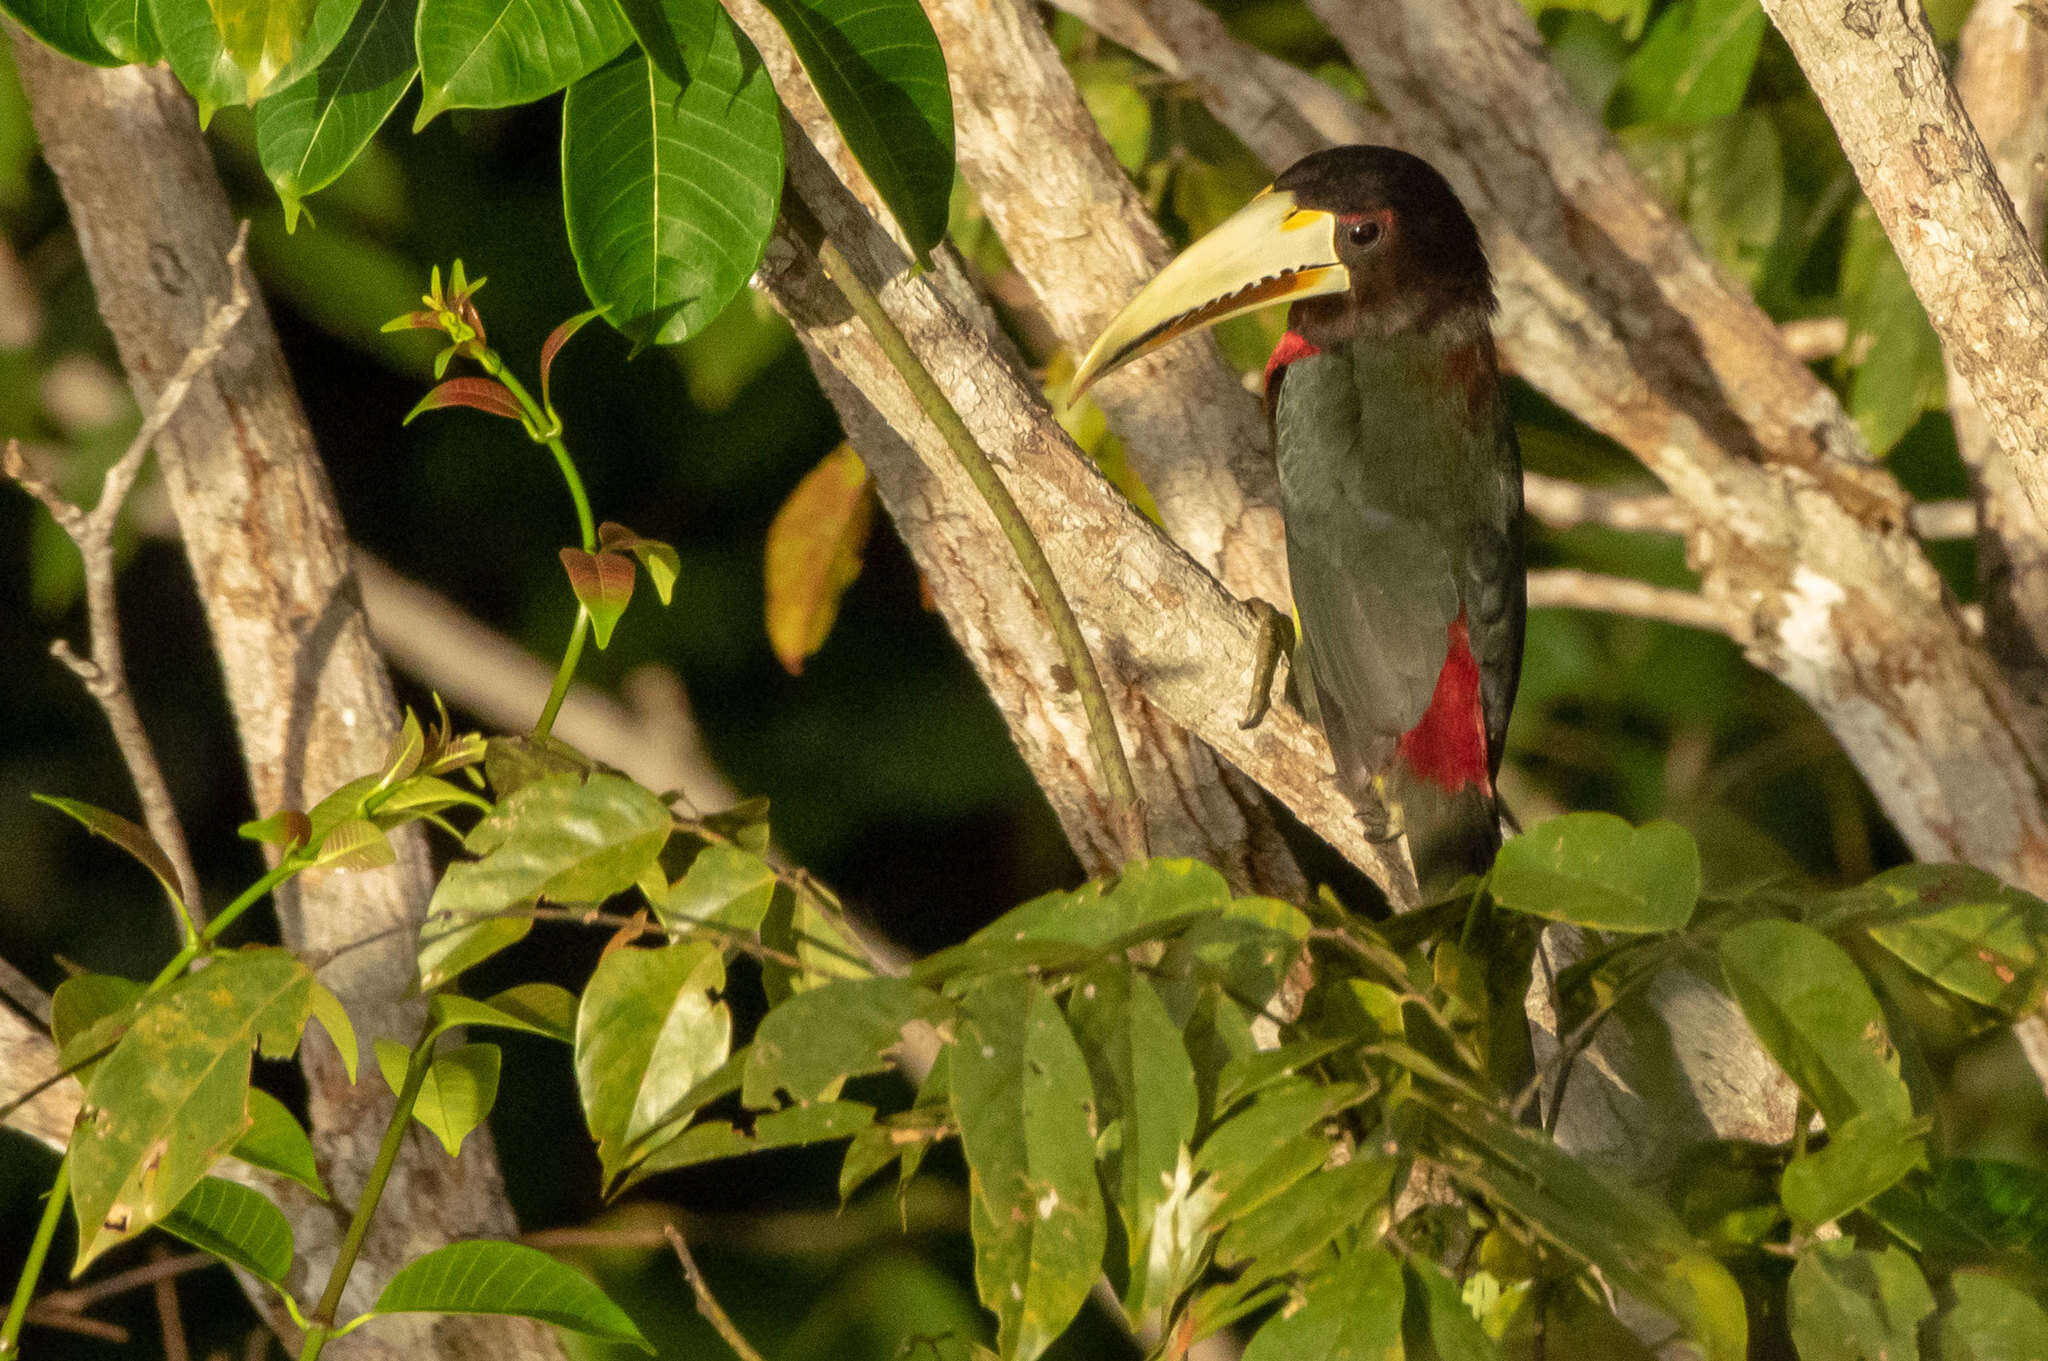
[764,444,875,675]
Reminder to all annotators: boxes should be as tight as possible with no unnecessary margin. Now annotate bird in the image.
[1072,145,1524,897]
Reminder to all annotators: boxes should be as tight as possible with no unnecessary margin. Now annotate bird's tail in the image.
[1385,765,1502,899]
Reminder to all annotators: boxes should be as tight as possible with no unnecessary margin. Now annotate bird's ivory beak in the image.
[1069,190,1350,400]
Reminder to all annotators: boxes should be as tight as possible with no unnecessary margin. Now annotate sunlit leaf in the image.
[1787,1241,1934,1361]
[1718,918,1911,1128]
[162,1178,294,1284]
[231,1089,326,1197]
[238,807,312,851]
[372,1240,651,1348]
[575,942,730,1181]
[1490,812,1699,933]
[742,975,939,1109]
[624,1101,873,1179]
[658,842,779,934]
[1779,1112,1923,1229]
[81,0,159,64]
[51,972,146,1085]
[559,548,635,648]
[414,0,632,123]
[753,0,953,259]
[70,949,318,1271]
[597,523,680,606]
[420,773,672,989]
[378,1038,502,1156]
[1839,864,2048,1021]
[311,816,396,871]
[151,0,365,119]
[953,974,1106,1361]
[1240,1244,1403,1361]
[1405,1257,1503,1361]
[765,443,875,675]
[429,984,580,1043]
[561,21,781,348]
[256,0,419,229]
[1611,0,1765,126]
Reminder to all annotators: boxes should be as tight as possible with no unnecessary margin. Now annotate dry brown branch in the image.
[1526,569,1728,636]
[33,1253,214,1318]
[11,42,561,1361]
[0,225,255,929]
[150,1244,191,1361]
[663,1224,767,1361]
[1762,0,2048,543]
[0,956,52,1027]
[0,234,38,350]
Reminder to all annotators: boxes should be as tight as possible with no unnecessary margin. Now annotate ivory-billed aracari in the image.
[1073,146,1524,895]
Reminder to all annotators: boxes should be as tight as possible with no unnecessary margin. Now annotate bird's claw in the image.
[1239,598,1296,729]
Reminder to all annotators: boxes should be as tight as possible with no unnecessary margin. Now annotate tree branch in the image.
[1526,569,1728,636]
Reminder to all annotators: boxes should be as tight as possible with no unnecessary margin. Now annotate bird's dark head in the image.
[1071,145,1493,397]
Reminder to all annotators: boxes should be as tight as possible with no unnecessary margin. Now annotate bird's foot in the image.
[1239,598,1296,730]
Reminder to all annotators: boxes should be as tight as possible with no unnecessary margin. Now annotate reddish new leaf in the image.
[404,378,526,426]
[34,794,186,910]
[238,808,312,852]
[542,308,604,413]
[598,522,681,605]
[560,548,637,648]
[764,444,875,675]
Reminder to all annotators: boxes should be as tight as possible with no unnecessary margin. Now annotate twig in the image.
[2,222,254,936]
[31,1252,213,1317]
[16,1309,127,1344]
[0,956,52,1028]
[150,1245,190,1361]
[788,186,1148,861]
[663,1223,767,1361]
[1525,569,1729,636]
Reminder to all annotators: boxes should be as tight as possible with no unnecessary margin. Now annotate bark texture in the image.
[11,40,558,1360]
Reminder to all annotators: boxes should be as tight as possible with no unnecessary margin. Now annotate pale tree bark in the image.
[8,38,560,1361]
[1763,0,2048,555]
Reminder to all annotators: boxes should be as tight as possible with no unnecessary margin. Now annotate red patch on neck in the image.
[1264,330,1321,391]
[1442,334,1498,420]
[1397,612,1492,794]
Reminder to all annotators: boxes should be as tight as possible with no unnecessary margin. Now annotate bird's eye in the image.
[1348,220,1384,249]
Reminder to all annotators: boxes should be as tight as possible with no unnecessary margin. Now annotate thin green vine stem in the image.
[298,1037,435,1361]
[802,218,1147,860]
[533,606,591,741]
[486,359,596,553]
[146,857,305,990]
[0,1159,70,1355]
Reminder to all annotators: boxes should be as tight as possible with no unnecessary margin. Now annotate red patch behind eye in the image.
[1397,612,1491,794]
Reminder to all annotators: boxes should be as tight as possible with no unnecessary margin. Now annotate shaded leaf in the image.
[51,972,146,1084]
[378,1039,501,1156]
[35,794,185,917]
[414,0,632,122]
[1405,1257,1502,1361]
[575,942,730,1180]
[256,0,419,229]
[1846,864,2048,1021]
[754,0,953,259]
[1718,917,1911,1128]
[70,949,317,1271]
[625,1101,873,1179]
[162,1178,294,1284]
[559,548,636,648]
[305,981,358,1082]
[231,1089,326,1197]
[1787,1241,1934,1361]
[742,975,939,1108]
[81,0,158,64]
[1780,1112,1923,1229]
[612,0,711,87]
[1938,1273,2048,1361]
[152,0,364,118]
[420,773,672,989]
[561,25,781,349]
[542,308,605,411]
[1214,1154,1398,1277]
[1611,0,1766,126]
[406,377,527,425]
[1490,812,1699,933]
[1840,206,1946,456]
[430,984,580,1043]
[953,974,1107,1361]
[765,442,874,674]
[1241,1244,1403,1361]
[3,0,121,62]
[372,1240,651,1348]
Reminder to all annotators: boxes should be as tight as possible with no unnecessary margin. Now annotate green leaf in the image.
[559,548,636,648]
[256,0,419,229]
[151,0,365,119]
[409,377,529,426]
[232,1089,326,1197]
[612,0,711,86]
[1780,1112,1923,1229]
[1928,1159,2048,1260]
[1064,964,1196,1316]
[1938,1273,2048,1361]
[81,0,158,63]
[161,1178,295,1284]
[429,984,580,1043]
[1490,812,1699,932]
[3,0,121,63]
[305,980,358,1082]
[1196,1079,1363,1228]
[1405,1258,1502,1361]
[420,772,672,989]
[624,1100,874,1178]
[69,948,317,1271]
[575,942,730,1180]
[312,816,397,870]
[372,1240,651,1349]
[754,0,953,260]
[380,1039,502,1156]
[1849,864,2048,1020]
[741,976,939,1108]
[1241,1244,1404,1361]
[1214,1154,1398,1277]
[34,794,187,919]
[238,807,312,850]
[1718,917,1911,1128]
[953,974,1107,1361]
[658,842,779,933]
[1787,1241,1935,1361]
[1840,205,1946,456]
[51,972,146,1084]
[561,27,782,349]
[1611,0,1766,126]
[414,0,632,123]
[597,523,681,605]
